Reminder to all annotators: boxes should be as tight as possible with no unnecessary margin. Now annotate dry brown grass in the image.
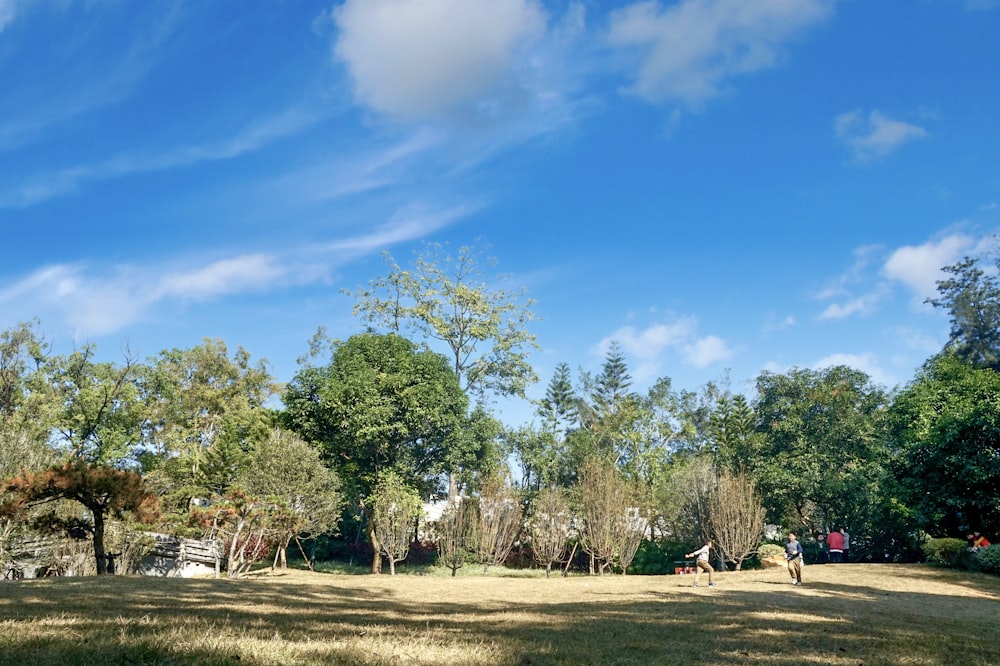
[1,563,998,665]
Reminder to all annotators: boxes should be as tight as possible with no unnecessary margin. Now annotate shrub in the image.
[974,545,1000,575]
[757,543,784,560]
[627,539,677,575]
[922,538,968,567]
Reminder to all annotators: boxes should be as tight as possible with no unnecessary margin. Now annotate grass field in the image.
[1,563,998,665]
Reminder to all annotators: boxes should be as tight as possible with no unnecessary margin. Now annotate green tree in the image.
[927,255,1000,370]
[537,362,578,436]
[241,428,343,570]
[749,366,889,535]
[573,343,644,470]
[282,332,467,572]
[889,354,1000,536]
[0,320,58,441]
[370,471,423,575]
[3,460,159,575]
[346,242,539,401]
[138,339,277,512]
[50,346,144,464]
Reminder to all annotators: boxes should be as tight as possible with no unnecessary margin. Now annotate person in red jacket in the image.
[826,526,845,563]
[973,532,991,549]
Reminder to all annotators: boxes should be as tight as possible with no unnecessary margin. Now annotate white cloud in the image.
[333,0,546,121]
[683,334,735,368]
[595,317,733,381]
[0,0,17,33]
[812,352,895,388]
[818,292,882,320]
[598,318,698,361]
[607,0,834,105]
[155,255,287,302]
[882,233,973,300]
[834,109,928,162]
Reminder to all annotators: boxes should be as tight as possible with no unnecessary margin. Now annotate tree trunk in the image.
[370,526,382,574]
[295,536,314,571]
[92,508,107,575]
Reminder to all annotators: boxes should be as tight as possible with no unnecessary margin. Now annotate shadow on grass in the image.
[1,565,999,665]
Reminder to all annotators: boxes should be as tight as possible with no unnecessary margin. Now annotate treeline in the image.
[2,243,999,577]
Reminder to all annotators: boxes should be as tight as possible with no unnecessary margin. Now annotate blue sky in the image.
[2,0,999,425]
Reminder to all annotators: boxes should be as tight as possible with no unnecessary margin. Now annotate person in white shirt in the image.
[685,539,716,587]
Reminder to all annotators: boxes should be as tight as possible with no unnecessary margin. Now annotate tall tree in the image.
[537,362,579,436]
[889,354,1000,536]
[573,343,643,469]
[346,242,539,400]
[346,243,539,499]
[282,332,466,573]
[927,255,1000,370]
[711,394,758,473]
[749,366,889,535]
[138,339,277,509]
[50,346,144,464]
[0,320,58,441]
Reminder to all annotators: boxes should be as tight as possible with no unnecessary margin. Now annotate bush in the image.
[757,543,784,560]
[628,540,677,575]
[974,545,1000,574]
[922,538,968,567]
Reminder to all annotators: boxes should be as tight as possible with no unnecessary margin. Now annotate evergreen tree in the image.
[927,255,1000,370]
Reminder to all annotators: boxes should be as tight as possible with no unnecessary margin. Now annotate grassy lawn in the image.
[1,563,998,665]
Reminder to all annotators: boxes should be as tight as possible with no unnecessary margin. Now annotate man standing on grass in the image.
[826,526,844,563]
[786,533,803,585]
[685,539,716,588]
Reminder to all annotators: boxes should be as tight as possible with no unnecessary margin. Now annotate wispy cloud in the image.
[818,291,884,320]
[0,3,185,151]
[607,0,835,105]
[0,109,320,208]
[318,202,481,256]
[962,0,1000,10]
[0,0,17,33]
[0,200,474,337]
[816,245,889,319]
[834,109,928,162]
[270,128,443,203]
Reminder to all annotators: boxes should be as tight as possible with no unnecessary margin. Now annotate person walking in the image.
[685,539,716,588]
[786,533,804,585]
